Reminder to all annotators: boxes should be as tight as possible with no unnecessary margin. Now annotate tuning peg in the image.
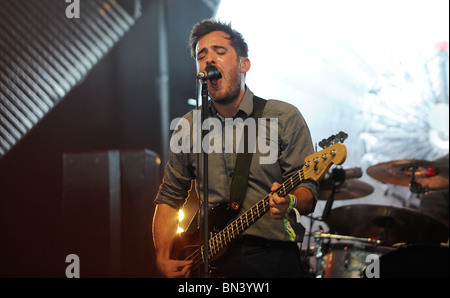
[336,131,348,143]
[318,139,330,149]
[318,131,348,149]
[327,135,339,145]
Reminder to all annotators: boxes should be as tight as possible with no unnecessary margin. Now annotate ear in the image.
[240,57,251,73]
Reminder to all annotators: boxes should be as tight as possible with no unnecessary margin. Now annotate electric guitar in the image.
[171,142,347,276]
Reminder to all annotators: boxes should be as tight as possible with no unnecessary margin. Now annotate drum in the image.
[361,244,449,278]
[321,242,392,278]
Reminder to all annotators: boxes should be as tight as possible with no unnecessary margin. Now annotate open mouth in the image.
[203,65,222,87]
[209,77,221,89]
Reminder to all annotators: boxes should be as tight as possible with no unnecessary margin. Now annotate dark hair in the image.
[189,19,249,59]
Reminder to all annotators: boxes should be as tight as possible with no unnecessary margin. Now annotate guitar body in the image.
[172,203,232,277]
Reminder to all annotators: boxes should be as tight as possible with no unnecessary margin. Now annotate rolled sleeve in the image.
[276,103,319,207]
[154,159,192,210]
[154,115,195,210]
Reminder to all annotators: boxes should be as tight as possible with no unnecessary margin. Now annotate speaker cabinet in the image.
[63,149,160,277]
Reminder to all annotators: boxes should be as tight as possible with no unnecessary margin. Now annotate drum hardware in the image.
[318,165,372,221]
[325,204,449,246]
[305,231,388,278]
[303,155,449,277]
[304,202,449,277]
[311,232,382,245]
[303,156,449,277]
[366,159,449,192]
[314,234,324,278]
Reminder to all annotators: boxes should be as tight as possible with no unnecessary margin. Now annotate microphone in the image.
[343,167,363,180]
[320,167,363,188]
[197,65,222,81]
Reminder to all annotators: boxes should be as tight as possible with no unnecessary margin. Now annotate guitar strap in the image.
[229,96,267,214]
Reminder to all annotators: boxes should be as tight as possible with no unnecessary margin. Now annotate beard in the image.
[209,69,243,106]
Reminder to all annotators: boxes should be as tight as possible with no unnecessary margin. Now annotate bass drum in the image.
[322,242,393,278]
[362,244,449,278]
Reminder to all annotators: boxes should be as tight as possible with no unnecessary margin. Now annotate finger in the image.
[180,262,193,277]
[269,193,275,207]
[175,260,193,270]
[270,207,281,216]
[269,195,290,219]
[269,204,284,219]
[270,209,283,219]
[271,192,289,206]
[270,182,280,192]
[171,261,192,278]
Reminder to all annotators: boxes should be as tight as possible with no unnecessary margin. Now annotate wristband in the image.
[287,194,297,212]
[284,194,301,242]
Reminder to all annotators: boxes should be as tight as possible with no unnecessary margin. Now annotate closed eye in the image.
[196,46,228,61]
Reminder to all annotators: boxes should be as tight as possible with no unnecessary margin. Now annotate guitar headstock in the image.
[318,131,348,149]
[304,132,348,181]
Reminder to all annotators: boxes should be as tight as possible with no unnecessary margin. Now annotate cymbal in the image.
[366,159,449,189]
[325,204,449,246]
[318,179,374,200]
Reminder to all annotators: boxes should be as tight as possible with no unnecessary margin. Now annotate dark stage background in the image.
[0,0,216,277]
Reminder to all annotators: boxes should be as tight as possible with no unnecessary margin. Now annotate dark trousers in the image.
[212,235,304,278]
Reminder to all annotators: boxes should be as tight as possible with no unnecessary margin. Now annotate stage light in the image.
[177,209,185,233]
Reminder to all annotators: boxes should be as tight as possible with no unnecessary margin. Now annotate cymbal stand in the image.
[313,232,325,278]
[310,183,338,278]
[408,165,443,194]
[409,165,428,194]
[305,171,342,277]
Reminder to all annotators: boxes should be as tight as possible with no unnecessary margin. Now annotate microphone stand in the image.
[321,167,345,221]
[198,78,210,278]
[321,185,336,221]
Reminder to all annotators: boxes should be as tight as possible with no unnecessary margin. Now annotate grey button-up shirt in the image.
[155,88,318,242]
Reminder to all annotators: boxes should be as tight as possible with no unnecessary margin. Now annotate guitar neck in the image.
[188,168,305,266]
[213,168,304,245]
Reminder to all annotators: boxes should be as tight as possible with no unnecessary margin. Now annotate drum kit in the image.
[303,159,449,278]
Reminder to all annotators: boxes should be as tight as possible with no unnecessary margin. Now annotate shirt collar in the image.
[210,86,254,119]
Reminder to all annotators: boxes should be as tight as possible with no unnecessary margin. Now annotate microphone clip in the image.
[331,167,346,187]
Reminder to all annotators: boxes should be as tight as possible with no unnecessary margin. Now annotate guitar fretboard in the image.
[187,167,308,268]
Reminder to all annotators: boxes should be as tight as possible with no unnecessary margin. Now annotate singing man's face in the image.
[195,31,250,104]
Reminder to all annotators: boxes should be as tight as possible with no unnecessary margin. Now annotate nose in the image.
[205,53,216,66]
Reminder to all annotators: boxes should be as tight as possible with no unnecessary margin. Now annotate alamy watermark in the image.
[65,254,80,278]
[169,111,279,164]
[364,254,380,278]
[65,0,80,19]
[63,253,379,278]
